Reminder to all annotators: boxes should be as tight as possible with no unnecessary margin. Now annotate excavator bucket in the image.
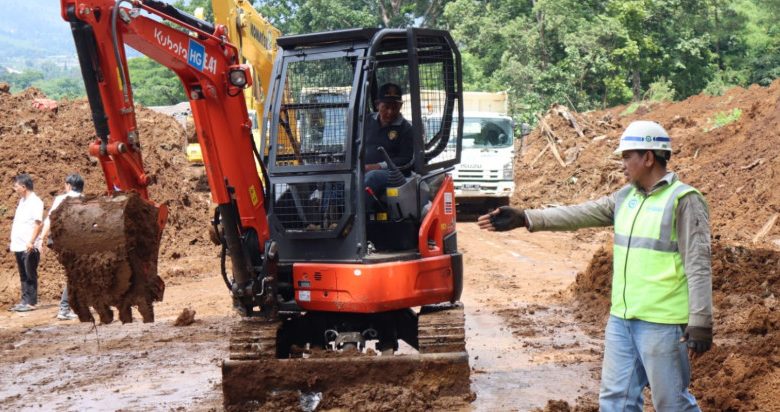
[222,305,472,409]
[50,193,166,324]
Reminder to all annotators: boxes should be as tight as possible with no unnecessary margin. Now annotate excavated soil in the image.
[51,194,164,323]
[521,79,780,409]
[224,356,473,411]
[0,88,218,306]
[572,244,779,410]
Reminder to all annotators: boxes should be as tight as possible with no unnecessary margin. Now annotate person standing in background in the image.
[40,173,84,320]
[8,174,44,312]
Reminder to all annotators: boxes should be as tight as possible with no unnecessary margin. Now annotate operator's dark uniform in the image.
[363,112,414,173]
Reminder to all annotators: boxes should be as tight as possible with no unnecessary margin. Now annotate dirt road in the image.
[0,225,603,411]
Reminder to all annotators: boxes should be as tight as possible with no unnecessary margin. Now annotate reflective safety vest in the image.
[612,180,701,324]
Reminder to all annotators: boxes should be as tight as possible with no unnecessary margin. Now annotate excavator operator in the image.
[363,83,414,200]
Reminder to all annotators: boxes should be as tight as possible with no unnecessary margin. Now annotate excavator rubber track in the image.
[222,304,471,408]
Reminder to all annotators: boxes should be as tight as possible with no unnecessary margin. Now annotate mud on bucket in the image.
[50,193,166,324]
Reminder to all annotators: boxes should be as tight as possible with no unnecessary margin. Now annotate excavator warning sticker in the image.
[298,290,311,302]
[444,192,453,214]
[248,186,259,206]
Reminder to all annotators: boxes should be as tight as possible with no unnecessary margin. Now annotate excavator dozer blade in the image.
[50,193,166,324]
[222,305,472,409]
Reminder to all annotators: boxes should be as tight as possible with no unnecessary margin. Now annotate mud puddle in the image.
[0,319,227,411]
[466,304,599,411]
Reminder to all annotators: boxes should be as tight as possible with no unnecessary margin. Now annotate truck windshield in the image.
[461,117,513,148]
[425,116,513,149]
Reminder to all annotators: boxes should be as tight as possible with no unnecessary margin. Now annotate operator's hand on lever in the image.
[477,206,526,232]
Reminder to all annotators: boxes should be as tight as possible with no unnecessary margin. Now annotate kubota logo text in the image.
[153,28,216,74]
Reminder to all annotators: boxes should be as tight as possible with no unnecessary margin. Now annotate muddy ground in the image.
[0,224,602,411]
[0,79,778,410]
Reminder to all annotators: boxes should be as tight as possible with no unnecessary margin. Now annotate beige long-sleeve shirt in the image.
[524,172,713,328]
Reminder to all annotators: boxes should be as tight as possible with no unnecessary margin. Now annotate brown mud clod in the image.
[50,193,164,324]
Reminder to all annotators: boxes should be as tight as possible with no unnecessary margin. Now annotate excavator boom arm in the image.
[60,0,274,318]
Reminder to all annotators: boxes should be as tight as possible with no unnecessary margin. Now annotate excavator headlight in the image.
[229,68,249,88]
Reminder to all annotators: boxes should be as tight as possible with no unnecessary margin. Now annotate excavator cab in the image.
[264,28,462,259]
[257,27,463,317]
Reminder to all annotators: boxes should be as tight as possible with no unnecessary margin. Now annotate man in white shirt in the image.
[40,173,84,320]
[9,174,43,312]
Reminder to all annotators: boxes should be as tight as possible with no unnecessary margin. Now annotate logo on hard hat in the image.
[386,85,400,97]
[644,136,653,142]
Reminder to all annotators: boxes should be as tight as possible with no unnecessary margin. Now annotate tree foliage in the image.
[444,0,780,119]
[127,57,188,106]
[2,0,778,117]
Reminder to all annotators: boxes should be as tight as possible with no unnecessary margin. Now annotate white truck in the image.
[419,91,519,213]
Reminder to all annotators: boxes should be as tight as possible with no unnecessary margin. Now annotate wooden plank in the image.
[753,213,778,243]
[537,115,567,167]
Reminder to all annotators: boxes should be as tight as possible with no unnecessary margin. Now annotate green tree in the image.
[34,77,85,100]
[127,57,187,106]
[0,69,45,91]
[256,0,452,33]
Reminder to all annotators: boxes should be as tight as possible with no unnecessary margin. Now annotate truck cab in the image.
[452,112,515,210]
[423,90,517,214]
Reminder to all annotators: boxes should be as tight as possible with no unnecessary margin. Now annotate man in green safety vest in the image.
[478,120,712,411]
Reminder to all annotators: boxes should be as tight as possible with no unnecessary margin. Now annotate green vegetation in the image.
[0,62,84,100]
[621,102,641,116]
[442,0,780,119]
[707,108,743,130]
[127,57,187,106]
[645,78,676,103]
[2,0,779,115]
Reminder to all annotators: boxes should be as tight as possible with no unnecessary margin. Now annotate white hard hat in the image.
[614,120,672,155]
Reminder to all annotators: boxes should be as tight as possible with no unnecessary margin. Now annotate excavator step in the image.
[222,304,471,409]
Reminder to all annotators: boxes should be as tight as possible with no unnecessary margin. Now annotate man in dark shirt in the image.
[364,83,414,196]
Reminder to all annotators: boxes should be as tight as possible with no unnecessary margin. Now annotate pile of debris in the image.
[517,80,780,247]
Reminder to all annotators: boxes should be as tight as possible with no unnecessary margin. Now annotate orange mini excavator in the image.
[59,0,468,406]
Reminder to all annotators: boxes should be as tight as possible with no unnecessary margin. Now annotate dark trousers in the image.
[15,250,40,305]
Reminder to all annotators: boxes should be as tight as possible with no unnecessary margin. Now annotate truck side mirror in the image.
[519,122,531,137]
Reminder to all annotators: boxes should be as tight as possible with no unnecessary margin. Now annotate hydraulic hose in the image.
[66,6,109,149]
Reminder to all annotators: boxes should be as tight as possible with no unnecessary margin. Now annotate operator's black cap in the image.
[377,83,403,103]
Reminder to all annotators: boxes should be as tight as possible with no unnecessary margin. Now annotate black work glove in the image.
[683,326,712,355]
[488,206,526,231]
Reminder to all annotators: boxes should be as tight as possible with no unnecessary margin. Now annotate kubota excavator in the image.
[58,0,468,406]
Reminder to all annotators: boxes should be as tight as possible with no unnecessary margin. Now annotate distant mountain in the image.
[0,0,154,67]
[0,0,76,63]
